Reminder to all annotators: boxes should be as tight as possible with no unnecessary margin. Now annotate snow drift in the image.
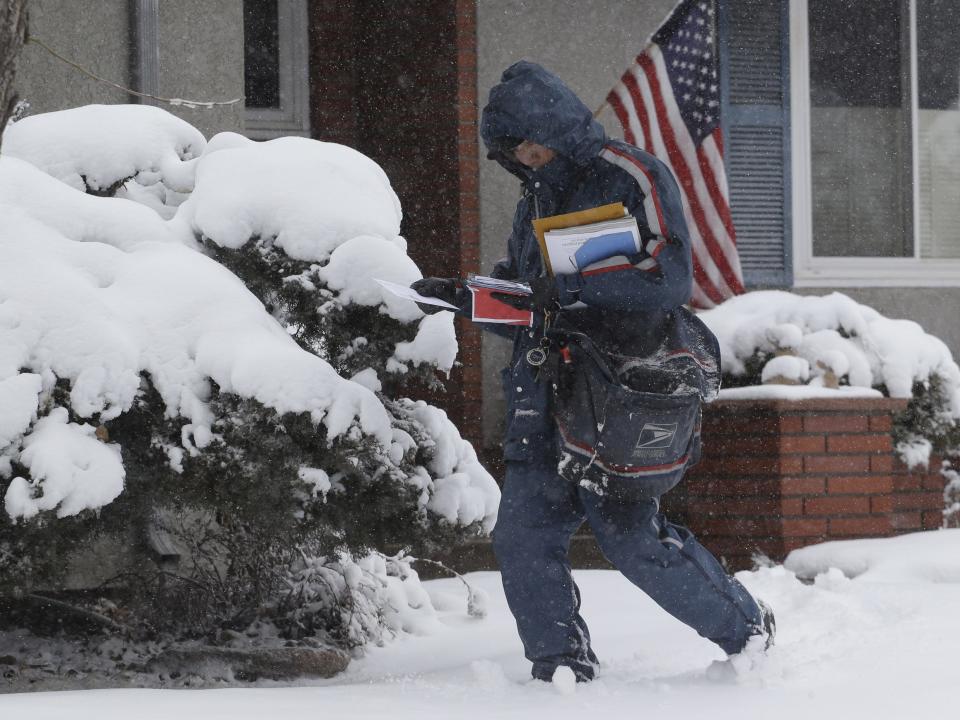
[700,290,960,409]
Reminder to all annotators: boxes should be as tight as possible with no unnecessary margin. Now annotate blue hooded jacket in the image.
[477,61,719,464]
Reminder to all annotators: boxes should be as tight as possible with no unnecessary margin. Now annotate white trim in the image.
[792,258,960,287]
[788,0,960,288]
[908,0,921,260]
[789,0,815,282]
[133,0,160,102]
[245,0,311,140]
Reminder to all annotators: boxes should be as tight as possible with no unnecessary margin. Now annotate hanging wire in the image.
[27,35,244,110]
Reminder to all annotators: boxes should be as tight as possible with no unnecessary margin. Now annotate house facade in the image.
[14,0,245,138]
[474,0,960,463]
[13,0,960,471]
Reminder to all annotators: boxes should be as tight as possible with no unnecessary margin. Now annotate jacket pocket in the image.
[503,397,547,461]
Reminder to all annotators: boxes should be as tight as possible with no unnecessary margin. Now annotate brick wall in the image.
[437,395,948,573]
[669,398,945,570]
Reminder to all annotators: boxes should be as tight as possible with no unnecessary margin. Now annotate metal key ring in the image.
[526,347,548,367]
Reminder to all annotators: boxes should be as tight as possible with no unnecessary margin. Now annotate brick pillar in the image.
[307,1,483,448]
[892,455,947,531]
[678,398,944,570]
[453,0,483,448]
[308,0,359,146]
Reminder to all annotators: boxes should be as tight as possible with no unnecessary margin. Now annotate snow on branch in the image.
[700,290,960,467]
[700,290,960,413]
[0,104,498,529]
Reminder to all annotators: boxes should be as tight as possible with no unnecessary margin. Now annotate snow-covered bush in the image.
[171,132,456,392]
[3,104,203,216]
[0,106,498,642]
[273,551,444,650]
[700,291,960,473]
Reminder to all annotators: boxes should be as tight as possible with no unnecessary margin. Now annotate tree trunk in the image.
[0,0,28,151]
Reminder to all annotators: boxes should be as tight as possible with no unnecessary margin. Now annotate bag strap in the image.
[547,328,617,384]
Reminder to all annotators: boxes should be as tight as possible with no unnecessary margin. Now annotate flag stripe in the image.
[646,53,742,286]
[607,89,633,145]
[624,63,731,299]
[607,86,640,148]
[689,281,715,309]
[638,50,744,296]
[646,48,739,269]
[697,140,735,242]
[699,132,739,274]
[603,0,745,307]
[619,69,655,154]
[600,145,726,306]
[701,131,730,213]
[620,65,730,303]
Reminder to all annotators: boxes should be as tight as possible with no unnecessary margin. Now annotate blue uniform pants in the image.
[492,460,763,680]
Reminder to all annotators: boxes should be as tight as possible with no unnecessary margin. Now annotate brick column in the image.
[307,0,359,146]
[453,0,483,448]
[678,398,944,570]
[892,455,947,532]
[306,1,482,447]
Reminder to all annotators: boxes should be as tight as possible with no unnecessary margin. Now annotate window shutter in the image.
[719,0,792,287]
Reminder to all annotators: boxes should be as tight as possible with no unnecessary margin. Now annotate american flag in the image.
[606,0,744,308]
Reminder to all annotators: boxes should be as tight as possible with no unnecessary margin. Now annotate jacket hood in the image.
[481,61,607,173]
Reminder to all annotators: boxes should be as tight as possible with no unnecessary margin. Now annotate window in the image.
[791,0,960,285]
[245,0,281,109]
[243,0,310,139]
[916,0,960,259]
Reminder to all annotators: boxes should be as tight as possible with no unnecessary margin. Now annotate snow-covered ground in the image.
[3,530,959,719]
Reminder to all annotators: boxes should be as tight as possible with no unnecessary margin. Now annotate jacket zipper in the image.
[525,180,542,219]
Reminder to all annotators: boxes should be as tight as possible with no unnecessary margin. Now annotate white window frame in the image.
[789,0,960,287]
[244,0,311,140]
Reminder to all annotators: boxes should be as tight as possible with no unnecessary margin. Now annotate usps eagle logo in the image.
[634,422,678,451]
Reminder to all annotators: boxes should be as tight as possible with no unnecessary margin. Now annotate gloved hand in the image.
[491,275,560,314]
[410,277,460,315]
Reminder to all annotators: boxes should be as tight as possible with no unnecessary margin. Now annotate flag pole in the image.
[593,100,608,119]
